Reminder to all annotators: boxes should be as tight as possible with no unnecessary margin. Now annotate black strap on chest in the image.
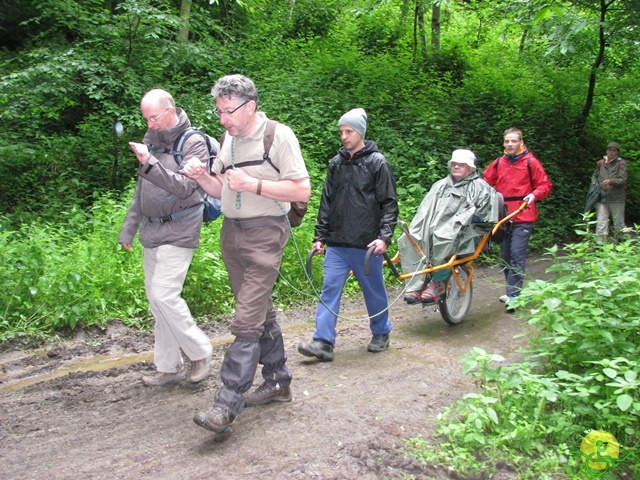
[218,120,279,174]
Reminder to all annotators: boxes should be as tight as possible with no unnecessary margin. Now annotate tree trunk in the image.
[577,0,609,134]
[412,3,418,61]
[519,27,528,56]
[289,0,295,20]
[399,0,411,28]
[179,0,192,41]
[431,3,441,51]
[417,4,427,57]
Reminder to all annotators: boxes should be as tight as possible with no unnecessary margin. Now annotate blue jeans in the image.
[500,222,533,298]
[313,247,392,347]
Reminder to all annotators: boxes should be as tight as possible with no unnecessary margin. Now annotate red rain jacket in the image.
[483,150,552,223]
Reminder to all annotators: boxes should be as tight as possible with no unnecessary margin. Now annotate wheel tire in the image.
[439,265,473,325]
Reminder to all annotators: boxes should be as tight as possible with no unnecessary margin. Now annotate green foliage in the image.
[0,183,326,340]
[282,0,342,40]
[2,0,640,342]
[405,229,640,477]
[0,192,151,338]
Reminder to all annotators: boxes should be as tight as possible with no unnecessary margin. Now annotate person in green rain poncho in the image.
[399,149,499,304]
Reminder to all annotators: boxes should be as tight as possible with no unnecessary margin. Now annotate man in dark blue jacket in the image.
[298,108,398,361]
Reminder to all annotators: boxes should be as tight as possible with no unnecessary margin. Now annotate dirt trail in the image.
[0,256,552,480]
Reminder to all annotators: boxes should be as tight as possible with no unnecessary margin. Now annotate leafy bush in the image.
[406,228,640,478]
[0,184,327,341]
[0,192,145,339]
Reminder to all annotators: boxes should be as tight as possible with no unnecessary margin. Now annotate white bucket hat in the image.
[448,149,476,170]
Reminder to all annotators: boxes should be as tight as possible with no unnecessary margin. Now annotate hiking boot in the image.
[193,404,236,433]
[244,381,292,407]
[421,281,445,304]
[403,290,423,305]
[367,334,389,353]
[189,355,211,383]
[298,340,334,362]
[141,371,186,387]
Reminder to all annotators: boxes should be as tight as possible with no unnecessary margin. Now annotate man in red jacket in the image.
[483,127,552,312]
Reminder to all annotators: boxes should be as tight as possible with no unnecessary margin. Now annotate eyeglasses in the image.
[143,108,170,123]
[213,100,250,118]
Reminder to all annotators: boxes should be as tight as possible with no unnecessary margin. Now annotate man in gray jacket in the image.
[592,141,628,244]
[119,88,213,387]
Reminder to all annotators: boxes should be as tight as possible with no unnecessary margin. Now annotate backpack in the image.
[220,120,308,227]
[490,192,511,244]
[149,127,222,223]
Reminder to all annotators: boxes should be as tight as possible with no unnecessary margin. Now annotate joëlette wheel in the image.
[439,265,472,325]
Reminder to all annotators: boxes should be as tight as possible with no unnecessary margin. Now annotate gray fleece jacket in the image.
[118,108,208,249]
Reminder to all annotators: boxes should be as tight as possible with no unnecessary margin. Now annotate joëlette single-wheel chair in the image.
[305,201,528,326]
[379,201,528,325]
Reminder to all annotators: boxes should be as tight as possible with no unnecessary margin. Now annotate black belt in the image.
[147,203,203,223]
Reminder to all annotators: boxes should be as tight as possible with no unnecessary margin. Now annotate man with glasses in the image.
[184,75,310,433]
[119,88,213,386]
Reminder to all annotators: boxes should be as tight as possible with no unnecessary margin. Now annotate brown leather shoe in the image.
[193,404,236,433]
[189,356,211,383]
[141,371,186,386]
[244,381,292,407]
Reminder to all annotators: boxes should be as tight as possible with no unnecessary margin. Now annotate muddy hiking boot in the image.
[403,290,423,305]
[420,281,445,304]
[188,355,212,383]
[244,381,292,407]
[141,371,186,387]
[193,404,236,433]
[298,340,334,362]
[367,334,390,353]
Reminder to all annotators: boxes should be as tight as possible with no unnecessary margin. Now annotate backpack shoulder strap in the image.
[263,120,278,160]
[259,119,280,173]
[219,120,281,174]
[146,128,197,167]
[147,144,179,160]
[172,128,207,166]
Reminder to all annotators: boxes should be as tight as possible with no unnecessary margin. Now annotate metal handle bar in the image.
[364,245,401,277]
[305,247,320,277]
